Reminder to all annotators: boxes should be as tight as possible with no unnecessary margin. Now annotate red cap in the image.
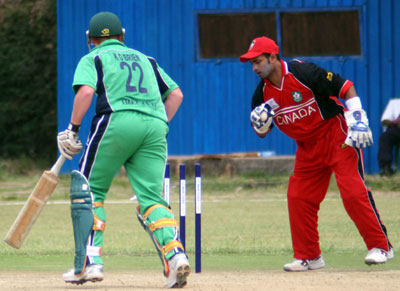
[239,37,279,62]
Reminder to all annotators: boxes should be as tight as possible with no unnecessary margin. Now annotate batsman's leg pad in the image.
[136,204,184,277]
[70,170,94,275]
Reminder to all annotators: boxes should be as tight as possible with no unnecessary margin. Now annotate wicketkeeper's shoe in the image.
[164,253,191,288]
[283,256,325,272]
[388,248,394,260]
[365,248,393,265]
[63,264,104,285]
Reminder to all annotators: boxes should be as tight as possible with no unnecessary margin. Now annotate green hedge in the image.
[0,0,57,159]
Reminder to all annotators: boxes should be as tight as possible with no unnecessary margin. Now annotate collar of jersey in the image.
[264,60,288,87]
[91,39,126,52]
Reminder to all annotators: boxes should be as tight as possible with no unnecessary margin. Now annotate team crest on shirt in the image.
[291,91,302,102]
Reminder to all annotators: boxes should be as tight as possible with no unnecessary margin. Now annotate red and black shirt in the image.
[251,59,353,142]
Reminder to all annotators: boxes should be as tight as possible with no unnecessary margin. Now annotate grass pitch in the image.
[0,160,399,272]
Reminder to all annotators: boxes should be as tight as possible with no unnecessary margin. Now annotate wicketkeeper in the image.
[240,36,393,271]
[57,11,190,288]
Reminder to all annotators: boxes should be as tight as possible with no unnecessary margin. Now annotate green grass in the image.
[0,160,400,271]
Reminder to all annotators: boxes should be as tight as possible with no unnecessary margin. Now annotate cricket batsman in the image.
[240,36,393,271]
[57,12,190,288]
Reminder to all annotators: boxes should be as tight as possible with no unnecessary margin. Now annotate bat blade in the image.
[4,156,65,249]
[4,171,59,248]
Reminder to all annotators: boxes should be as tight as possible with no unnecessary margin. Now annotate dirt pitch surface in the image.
[0,270,399,291]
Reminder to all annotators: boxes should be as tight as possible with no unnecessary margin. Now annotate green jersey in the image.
[72,39,178,122]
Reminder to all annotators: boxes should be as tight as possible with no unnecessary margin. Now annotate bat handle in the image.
[50,156,66,176]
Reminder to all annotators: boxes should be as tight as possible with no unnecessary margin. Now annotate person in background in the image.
[377,98,400,176]
[240,36,393,272]
[57,11,189,288]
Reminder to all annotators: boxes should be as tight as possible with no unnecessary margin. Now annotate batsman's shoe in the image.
[283,256,325,272]
[63,264,104,284]
[165,253,191,288]
[365,248,393,265]
[85,264,104,282]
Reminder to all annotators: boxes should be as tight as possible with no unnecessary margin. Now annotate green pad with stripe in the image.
[70,170,93,274]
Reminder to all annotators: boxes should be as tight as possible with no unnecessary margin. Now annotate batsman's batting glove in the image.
[57,123,83,160]
[344,109,373,148]
[250,103,275,135]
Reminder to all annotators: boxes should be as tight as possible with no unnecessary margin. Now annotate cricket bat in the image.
[4,155,66,249]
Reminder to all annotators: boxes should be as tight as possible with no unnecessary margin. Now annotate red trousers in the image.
[288,116,391,260]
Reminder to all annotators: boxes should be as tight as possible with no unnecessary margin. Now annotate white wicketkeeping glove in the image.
[57,124,83,160]
[344,109,373,148]
[250,103,275,135]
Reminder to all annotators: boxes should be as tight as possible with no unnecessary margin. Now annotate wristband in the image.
[68,123,81,133]
[345,96,362,111]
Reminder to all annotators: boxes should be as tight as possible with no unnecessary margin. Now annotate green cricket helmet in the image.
[87,11,124,37]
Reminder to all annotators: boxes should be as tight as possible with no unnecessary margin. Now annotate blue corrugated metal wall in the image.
[57,0,400,173]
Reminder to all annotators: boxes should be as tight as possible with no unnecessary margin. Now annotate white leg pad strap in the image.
[86,246,102,257]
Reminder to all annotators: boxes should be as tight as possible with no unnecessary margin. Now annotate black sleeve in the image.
[288,60,347,119]
[288,60,348,98]
[147,57,169,96]
[251,79,265,110]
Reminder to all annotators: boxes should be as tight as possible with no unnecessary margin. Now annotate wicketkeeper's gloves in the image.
[344,109,373,148]
[250,103,275,135]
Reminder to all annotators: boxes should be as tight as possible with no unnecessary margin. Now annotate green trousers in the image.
[79,111,179,265]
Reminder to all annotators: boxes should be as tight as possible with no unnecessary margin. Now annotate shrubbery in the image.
[0,0,57,159]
